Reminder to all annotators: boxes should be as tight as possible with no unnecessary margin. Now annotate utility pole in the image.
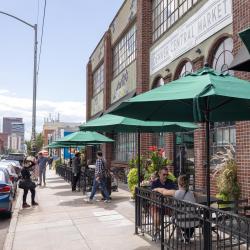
[0,11,38,156]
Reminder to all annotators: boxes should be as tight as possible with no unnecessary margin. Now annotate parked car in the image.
[5,153,26,165]
[0,162,18,197]
[0,167,14,218]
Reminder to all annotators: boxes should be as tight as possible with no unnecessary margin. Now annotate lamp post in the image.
[0,11,38,155]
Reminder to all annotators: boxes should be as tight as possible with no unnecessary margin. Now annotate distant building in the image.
[0,133,8,153]
[3,117,23,134]
[2,117,25,152]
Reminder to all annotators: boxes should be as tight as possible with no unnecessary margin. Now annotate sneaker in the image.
[104,199,111,203]
[22,203,31,208]
[32,202,39,206]
[84,198,93,203]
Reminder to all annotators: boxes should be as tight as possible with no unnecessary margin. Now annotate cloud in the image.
[0,89,86,140]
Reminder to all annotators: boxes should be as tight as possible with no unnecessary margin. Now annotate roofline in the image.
[89,0,127,60]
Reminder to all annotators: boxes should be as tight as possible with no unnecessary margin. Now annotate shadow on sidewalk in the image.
[47,179,67,184]
[48,185,71,190]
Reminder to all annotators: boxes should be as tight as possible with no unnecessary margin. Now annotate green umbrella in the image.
[111,66,250,205]
[56,131,114,145]
[80,114,197,187]
[240,27,250,53]
[80,114,197,133]
[46,142,71,148]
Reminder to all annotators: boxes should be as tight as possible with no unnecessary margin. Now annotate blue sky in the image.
[0,0,123,138]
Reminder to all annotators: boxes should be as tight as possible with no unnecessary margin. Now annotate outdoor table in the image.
[195,195,218,206]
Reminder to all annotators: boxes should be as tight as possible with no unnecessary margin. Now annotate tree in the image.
[25,133,44,155]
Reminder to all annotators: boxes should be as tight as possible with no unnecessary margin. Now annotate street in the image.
[0,197,16,249]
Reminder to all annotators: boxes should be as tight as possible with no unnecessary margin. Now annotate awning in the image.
[240,27,250,53]
[229,43,250,71]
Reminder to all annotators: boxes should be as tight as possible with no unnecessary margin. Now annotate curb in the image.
[3,190,22,250]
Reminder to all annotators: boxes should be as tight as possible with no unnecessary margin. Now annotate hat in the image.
[74,151,80,156]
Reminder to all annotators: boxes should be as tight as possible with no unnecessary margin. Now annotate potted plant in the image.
[212,145,240,205]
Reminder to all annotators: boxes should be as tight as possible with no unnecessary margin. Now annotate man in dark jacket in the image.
[72,152,81,191]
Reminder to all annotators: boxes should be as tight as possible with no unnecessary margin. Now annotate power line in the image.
[37,0,47,85]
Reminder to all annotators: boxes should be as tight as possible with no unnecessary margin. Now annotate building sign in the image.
[91,91,103,116]
[150,0,232,75]
[111,62,136,103]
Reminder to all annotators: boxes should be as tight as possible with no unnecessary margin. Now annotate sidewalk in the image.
[9,170,159,250]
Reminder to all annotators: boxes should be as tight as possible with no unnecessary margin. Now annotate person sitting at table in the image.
[151,166,177,190]
[153,175,197,243]
[149,167,177,239]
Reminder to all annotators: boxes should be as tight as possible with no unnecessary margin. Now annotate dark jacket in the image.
[72,156,81,174]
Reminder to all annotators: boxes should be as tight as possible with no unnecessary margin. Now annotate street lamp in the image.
[0,11,38,155]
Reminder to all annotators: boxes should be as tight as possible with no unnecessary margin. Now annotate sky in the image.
[0,0,123,139]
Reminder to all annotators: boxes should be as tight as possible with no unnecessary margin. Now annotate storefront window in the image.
[179,61,193,77]
[152,0,199,41]
[113,24,136,77]
[113,133,137,162]
[212,37,233,74]
[93,63,104,96]
[211,37,235,157]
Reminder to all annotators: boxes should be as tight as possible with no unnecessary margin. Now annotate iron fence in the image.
[135,187,250,250]
[56,164,95,194]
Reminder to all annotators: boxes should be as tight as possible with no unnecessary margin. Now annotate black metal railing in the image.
[56,164,95,194]
[135,187,250,250]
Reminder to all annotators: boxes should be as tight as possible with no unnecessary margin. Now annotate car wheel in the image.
[6,210,12,219]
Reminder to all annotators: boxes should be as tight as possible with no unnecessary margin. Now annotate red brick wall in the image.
[136,0,152,94]
[233,0,250,201]
[86,61,93,121]
[194,124,206,191]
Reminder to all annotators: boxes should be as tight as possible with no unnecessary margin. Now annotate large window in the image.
[113,24,136,77]
[212,37,233,73]
[93,63,104,96]
[211,37,235,156]
[179,61,193,77]
[113,133,137,162]
[152,0,199,41]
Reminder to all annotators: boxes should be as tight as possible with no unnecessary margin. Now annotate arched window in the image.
[212,37,233,74]
[211,37,235,159]
[152,77,164,89]
[179,61,193,77]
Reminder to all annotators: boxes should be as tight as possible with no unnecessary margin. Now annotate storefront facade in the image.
[86,0,250,200]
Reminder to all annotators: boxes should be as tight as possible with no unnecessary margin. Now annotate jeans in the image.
[23,188,35,204]
[39,167,46,184]
[90,177,110,200]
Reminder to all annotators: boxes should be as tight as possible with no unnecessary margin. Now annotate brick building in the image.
[86,0,250,200]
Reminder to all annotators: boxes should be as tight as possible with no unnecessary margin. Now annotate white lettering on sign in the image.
[150,0,232,75]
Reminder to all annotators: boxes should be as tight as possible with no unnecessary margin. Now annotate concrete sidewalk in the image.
[9,170,159,250]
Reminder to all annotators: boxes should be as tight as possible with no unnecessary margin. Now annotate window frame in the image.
[93,63,104,97]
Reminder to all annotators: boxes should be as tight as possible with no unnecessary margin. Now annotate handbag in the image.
[19,179,36,189]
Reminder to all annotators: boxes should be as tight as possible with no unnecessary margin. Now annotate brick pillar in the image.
[102,31,113,165]
[103,31,112,110]
[136,0,152,94]
[165,133,174,173]
[86,61,93,121]
[136,0,153,155]
[192,56,204,71]
[194,124,206,190]
[233,0,250,201]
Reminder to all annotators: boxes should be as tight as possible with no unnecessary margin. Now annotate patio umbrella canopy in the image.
[240,27,250,53]
[80,114,197,133]
[56,131,114,145]
[110,66,250,205]
[80,113,197,187]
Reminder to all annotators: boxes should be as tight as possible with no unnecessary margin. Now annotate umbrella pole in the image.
[137,131,141,187]
[205,119,210,206]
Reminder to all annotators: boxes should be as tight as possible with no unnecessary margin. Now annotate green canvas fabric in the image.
[111,67,250,122]
[80,114,197,133]
[56,131,114,145]
[240,27,250,53]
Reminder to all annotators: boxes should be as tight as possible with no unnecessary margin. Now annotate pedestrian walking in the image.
[48,156,53,170]
[37,152,48,186]
[72,151,81,191]
[19,156,39,208]
[86,151,111,203]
